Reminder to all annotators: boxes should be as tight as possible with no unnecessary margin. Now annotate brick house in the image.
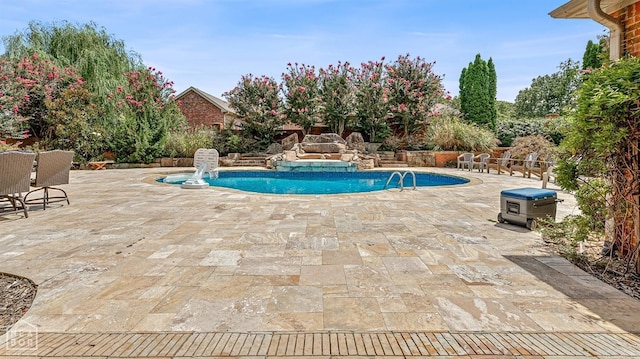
[175,87,237,130]
[550,0,640,59]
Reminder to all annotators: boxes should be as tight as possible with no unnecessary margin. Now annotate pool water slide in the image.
[180,162,209,189]
[179,148,220,189]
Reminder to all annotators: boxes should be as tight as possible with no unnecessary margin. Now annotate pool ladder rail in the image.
[384,170,417,191]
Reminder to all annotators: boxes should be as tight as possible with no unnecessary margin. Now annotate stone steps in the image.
[377,151,408,167]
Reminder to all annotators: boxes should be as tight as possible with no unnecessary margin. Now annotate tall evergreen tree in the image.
[487,58,497,127]
[582,39,603,70]
[459,54,496,131]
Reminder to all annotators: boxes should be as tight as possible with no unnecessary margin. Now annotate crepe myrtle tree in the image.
[0,53,85,142]
[0,56,28,140]
[108,66,184,163]
[223,74,285,149]
[3,21,144,145]
[282,62,321,134]
[318,61,356,137]
[385,54,446,137]
[353,57,391,143]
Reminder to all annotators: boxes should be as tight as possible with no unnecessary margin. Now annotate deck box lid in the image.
[500,187,557,200]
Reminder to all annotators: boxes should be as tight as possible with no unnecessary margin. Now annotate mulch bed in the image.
[543,240,640,301]
[0,273,37,335]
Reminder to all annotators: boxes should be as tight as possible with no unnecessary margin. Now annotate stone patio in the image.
[1,166,639,357]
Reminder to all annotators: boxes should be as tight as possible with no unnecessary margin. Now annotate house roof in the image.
[175,86,235,114]
[550,0,637,18]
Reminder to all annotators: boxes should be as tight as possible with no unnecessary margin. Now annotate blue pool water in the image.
[160,170,469,195]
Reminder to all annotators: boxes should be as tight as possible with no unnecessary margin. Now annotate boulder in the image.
[300,142,347,153]
[301,133,346,145]
[345,132,366,152]
[281,133,299,150]
[340,153,354,162]
[284,150,297,161]
[299,133,347,153]
[357,158,375,170]
[266,142,283,155]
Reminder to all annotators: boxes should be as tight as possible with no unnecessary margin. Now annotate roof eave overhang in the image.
[550,0,636,19]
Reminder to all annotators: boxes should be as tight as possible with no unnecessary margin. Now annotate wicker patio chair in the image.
[24,150,74,210]
[0,151,37,218]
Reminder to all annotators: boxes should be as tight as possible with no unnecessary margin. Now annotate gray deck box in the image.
[498,187,559,230]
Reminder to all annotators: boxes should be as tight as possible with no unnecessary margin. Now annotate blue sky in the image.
[0,0,605,102]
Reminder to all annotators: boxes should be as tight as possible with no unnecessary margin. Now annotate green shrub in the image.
[538,178,608,246]
[224,133,259,154]
[497,117,567,146]
[425,115,496,152]
[509,134,557,160]
[164,125,215,158]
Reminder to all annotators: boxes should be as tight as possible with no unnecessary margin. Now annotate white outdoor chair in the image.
[457,152,474,171]
[472,153,491,172]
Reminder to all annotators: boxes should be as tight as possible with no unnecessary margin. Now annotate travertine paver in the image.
[1,167,640,358]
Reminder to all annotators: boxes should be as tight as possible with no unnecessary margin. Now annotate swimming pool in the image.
[160,170,469,195]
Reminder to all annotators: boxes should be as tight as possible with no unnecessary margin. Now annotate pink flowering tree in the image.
[107,66,184,163]
[0,53,105,160]
[318,61,356,136]
[385,54,446,137]
[0,57,28,140]
[223,74,285,149]
[354,58,391,142]
[282,63,321,134]
[0,54,84,141]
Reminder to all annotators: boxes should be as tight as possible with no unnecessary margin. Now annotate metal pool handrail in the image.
[384,170,417,191]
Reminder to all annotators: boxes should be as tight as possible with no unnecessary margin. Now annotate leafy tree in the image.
[556,56,640,273]
[2,21,141,102]
[2,21,143,149]
[44,86,102,160]
[108,67,184,163]
[318,61,355,136]
[496,117,566,147]
[459,54,497,131]
[514,59,581,118]
[223,74,285,149]
[282,63,321,134]
[353,58,391,142]
[2,53,84,141]
[582,39,602,70]
[385,53,445,137]
[496,100,515,121]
